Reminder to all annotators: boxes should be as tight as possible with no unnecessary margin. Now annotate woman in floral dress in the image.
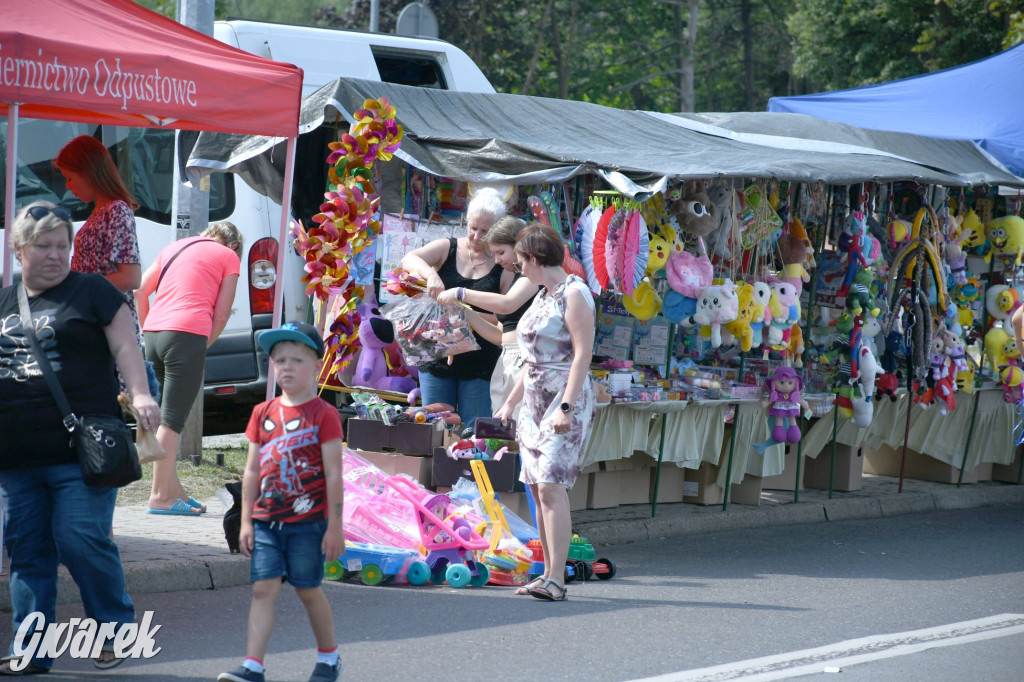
[495,223,595,601]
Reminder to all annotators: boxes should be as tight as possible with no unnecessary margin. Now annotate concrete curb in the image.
[0,482,1020,610]
[575,486,1024,546]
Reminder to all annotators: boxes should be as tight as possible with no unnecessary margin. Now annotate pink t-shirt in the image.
[142,236,240,337]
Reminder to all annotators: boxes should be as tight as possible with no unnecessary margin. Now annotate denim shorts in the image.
[250,518,327,589]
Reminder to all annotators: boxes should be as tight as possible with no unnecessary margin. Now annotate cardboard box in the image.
[682,461,762,506]
[864,444,989,484]
[430,447,524,493]
[991,448,1023,483]
[761,447,805,491]
[588,456,651,507]
[350,449,432,488]
[804,444,863,492]
[346,418,447,456]
[568,470,592,512]
[587,468,621,508]
[650,463,686,503]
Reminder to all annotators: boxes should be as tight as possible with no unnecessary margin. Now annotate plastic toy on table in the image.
[384,475,491,588]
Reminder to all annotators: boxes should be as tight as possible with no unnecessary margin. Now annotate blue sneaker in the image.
[308,659,343,682]
[218,665,265,682]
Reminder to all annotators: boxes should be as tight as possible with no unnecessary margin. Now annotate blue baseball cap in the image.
[258,322,325,358]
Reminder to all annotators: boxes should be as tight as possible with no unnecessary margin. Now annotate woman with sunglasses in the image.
[494,222,596,602]
[0,201,160,674]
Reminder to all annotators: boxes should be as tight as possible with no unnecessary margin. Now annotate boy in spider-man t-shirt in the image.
[219,322,344,682]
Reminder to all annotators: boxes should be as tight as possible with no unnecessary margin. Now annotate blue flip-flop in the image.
[147,499,202,516]
[186,497,207,513]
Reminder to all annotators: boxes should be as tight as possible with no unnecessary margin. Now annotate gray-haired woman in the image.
[0,201,160,673]
[401,188,515,427]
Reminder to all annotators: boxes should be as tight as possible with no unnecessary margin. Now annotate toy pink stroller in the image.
[385,475,490,588]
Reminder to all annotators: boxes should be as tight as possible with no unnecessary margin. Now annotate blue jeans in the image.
[0,463,134,668]
[417,372,492,430]
[250,519,327,589]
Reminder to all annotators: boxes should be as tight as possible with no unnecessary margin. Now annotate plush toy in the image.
[834,384,855,419]
[984,326,1013,370]
[750,281,773,348]
[646,235,672,276]
[856,344,880,423]
[861,310,883,358]
[789,217,816,270]
[761,366,810,443]
[875,371,900,402]
[447,437,509,461]
[850,384,874,427]
[669,180,717,238]
[955,363,976,394]
[689,280,739,347]
[704,183,736,260]
[985,215,1024,267]
[622,278,662,321]
[778,232,811,284]
[960,209,987,252]
[836,211,869,301]
[786,324,805,368]
[945,239,969,286]
[767,280,801,347]
[1001,366,1024,404]
[887,218,912,251]
[354,294,420,404]
[847,268,880,317]
[722,283,756,351]
[662,250,713,323]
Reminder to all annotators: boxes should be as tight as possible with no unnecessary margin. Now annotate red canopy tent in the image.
[2,0,303,376]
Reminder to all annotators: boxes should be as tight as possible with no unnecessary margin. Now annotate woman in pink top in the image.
[136,222,242,515]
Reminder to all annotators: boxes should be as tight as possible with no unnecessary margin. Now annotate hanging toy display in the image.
[296,96,403,378]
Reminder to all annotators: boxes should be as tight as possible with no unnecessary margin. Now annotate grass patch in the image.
[117,446,249,507]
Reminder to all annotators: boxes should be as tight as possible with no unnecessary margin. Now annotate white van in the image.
[0,19,494,432]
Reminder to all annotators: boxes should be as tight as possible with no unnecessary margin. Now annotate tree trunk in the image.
[522,0,555,95]
[675,0,697,112]
[742,0,755,110]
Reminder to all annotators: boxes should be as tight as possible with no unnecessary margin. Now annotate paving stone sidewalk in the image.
[1,473,1021,611]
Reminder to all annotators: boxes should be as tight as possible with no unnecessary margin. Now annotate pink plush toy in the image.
[666,250,714,297]
[354,291,421,404]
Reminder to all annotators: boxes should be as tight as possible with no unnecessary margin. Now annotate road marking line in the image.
[629,613,1024,681]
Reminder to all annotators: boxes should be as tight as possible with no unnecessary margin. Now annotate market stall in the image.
[184,77,1024,517]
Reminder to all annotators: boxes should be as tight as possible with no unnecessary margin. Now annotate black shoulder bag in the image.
[18,285,141,487]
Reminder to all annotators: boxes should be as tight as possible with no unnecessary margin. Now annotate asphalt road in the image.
[4,505,1023,681]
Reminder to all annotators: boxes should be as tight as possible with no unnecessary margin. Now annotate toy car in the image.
[324,541,423,586]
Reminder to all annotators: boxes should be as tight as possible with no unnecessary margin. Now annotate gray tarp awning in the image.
[648,111,1024,188]
[187,77,1015,202]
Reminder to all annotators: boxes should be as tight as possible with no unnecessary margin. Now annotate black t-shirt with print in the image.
[0,272,124,470]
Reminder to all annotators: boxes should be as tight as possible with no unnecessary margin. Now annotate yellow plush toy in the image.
[722,283,755,351]
[646,236,671,276]
[985,215,1024,266]
[984,326,1013,369]
[622,278,662,321]
[959,209,986,249]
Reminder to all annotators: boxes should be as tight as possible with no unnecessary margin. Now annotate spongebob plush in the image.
[985,215,1024,267]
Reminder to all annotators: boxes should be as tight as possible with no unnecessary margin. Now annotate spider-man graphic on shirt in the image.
[244,396,343,523]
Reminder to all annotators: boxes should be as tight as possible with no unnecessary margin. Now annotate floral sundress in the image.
[516,275,596,487]
[71,200,142,340]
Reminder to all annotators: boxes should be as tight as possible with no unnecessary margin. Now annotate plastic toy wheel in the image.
[564,565,575,584]
[323,560,344,582]
[406,561,431,586]
[582,561,594,581]
[469,563,490,587]
[361,564,385,586]
[446,563,472,588]
[594,558,617,580]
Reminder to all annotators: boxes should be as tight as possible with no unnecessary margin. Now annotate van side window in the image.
[371,49,448,89]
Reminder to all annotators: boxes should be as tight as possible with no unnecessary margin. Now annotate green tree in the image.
[787,0,1012,92]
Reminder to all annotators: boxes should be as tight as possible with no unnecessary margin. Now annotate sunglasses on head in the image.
[26,205,71,222]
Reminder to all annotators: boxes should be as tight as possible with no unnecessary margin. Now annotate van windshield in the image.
[1,122,232,226]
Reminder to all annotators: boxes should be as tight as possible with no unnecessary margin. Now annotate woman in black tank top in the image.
[437,217,540,418]
[401,189,514,428]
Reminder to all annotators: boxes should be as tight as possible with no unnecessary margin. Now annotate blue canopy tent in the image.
[768,42,1024,178]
